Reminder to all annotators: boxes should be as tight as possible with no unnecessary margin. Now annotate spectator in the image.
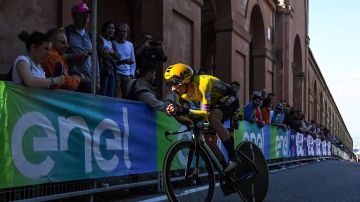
[97,21,119,97]
[114,23,136,98]
[244,91,265,127]
[42,28,82,91]
[323,127,330,139]
[318,124,326,140]
[260,89,267,101]
[261,93,275,124]
[231,81,240,95]
[306,120,317,138]
[270,103,287,130]
[12,31,64,88]
[135,32,167,75]
[292,110,307,133]
[126,63,168,111]
[280,99,287,106]
[65,2,100,93]
[284,106,296,128]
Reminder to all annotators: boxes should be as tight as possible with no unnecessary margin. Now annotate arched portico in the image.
[292,35,304,111]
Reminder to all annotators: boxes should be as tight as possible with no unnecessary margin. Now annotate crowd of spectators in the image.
[6,2,167,99]
[237,88,346,151]
[2,2,348,153]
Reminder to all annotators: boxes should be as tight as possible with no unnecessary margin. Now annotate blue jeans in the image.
[100,70,116,97]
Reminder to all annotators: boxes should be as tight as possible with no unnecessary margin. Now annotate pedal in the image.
[220,179,236,196]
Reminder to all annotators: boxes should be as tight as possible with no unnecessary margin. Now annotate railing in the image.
[0,81,351,202]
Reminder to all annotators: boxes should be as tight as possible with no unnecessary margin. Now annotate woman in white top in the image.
[97,21,119,97]
[13,31,64,88]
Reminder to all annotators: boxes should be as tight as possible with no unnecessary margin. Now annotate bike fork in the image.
[185,141,201,184]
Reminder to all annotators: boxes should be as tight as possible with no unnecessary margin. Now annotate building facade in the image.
[0,0,352,149]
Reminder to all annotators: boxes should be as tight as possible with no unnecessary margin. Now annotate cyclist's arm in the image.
[187,78,211,120]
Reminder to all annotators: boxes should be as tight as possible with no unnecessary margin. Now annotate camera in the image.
[149,40,161,46]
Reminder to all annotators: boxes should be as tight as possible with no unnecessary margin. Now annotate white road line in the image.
[269,167,287,173]
[287,164,300,169]
[270,162,308,173]
[139,183,220,202]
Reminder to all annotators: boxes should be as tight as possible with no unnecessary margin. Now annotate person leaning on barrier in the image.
[260,93,274,125]
[164,63,241,173]
[125,63,169,111]
[12,31,65,88]
[65,2,100,93]
[270,103,287,130]
[244,91,265,127]
[42,28,82,91]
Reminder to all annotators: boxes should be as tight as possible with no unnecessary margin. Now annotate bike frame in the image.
[164,119,269,201]
[167,122,257,183]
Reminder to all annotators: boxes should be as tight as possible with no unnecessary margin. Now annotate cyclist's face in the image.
[171,84,187,95]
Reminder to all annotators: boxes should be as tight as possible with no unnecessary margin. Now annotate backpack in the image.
[126,79,151,100]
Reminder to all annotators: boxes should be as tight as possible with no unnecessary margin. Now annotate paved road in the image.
[93,160,360,202]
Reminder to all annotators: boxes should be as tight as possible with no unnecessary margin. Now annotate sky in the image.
[309,1,360,150]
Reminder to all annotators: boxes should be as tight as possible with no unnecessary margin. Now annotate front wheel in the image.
[163,140,215,202]
[235,141,269,202]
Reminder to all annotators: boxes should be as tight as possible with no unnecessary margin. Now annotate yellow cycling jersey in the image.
[178,75,234,120]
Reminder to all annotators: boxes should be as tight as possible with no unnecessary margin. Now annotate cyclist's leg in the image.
[204,133,227,169]
[208,108,238,172]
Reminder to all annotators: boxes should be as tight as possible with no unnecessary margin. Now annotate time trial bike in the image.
[162,115,269,202]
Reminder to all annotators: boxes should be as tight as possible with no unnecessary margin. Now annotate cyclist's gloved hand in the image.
[166,103,189,116]
[166,103,179,116]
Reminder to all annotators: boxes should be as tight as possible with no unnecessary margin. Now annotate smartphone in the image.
[53,62,64,77]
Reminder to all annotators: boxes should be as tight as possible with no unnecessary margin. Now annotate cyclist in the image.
[164,63,240,173]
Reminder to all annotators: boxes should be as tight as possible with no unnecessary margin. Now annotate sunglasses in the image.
[54,39,67,46]
[166,78,183,87]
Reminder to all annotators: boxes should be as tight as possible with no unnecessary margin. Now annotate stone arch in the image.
[292,35,303,110]
[320,91,323,123]
[201,0,217,74]
[313,80,318,121]
[249,4,266,95]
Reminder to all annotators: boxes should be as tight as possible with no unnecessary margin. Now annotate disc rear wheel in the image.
[235,141,269,202]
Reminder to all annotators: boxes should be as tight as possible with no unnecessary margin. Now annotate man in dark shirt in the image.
[135,32,167,94]
[65,2,100,93]
[136,32,167,70]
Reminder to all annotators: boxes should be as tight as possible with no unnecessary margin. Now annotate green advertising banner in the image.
[0,81,160,188]
[0,81,334,189]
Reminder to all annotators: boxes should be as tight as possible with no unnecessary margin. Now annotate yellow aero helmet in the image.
[164,63,194,86]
